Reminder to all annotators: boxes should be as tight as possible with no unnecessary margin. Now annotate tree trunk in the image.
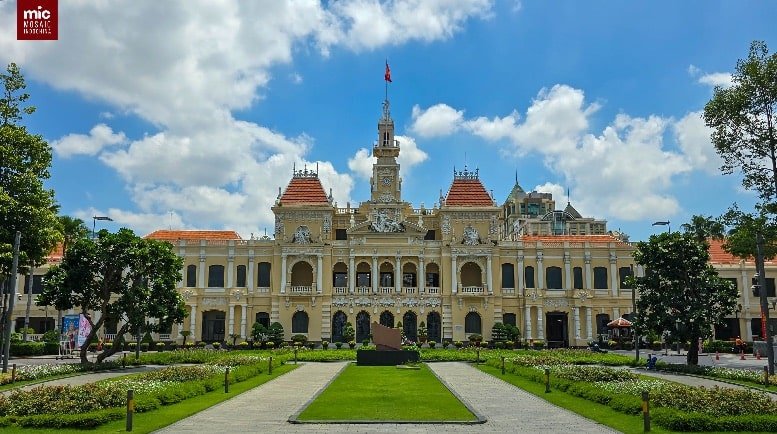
[686,333,700,365]
[23,268,33,341]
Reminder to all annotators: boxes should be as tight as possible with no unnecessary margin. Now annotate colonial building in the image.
[6,99,776,347]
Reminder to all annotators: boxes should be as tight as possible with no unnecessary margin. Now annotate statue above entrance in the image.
[370,209,405,233]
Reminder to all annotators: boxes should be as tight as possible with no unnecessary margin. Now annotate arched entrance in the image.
[403,311,417,342]
[465,312,482,336]
[426,312,441,342]
[201,310,225,343]
[332,311,347,343]
[380,310,394,328]
[546,311,569,348]
[356,311,371,342]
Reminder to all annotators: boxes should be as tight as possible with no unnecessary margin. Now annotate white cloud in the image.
[290,73,303,84]
[533,182,568,205]
[0,0,485,237]
[52,124,126,158]
[674,111,721,174]
[410,104,465,137]
[698,72,733,88]
[688,64,701,76]
[348,135,429,180]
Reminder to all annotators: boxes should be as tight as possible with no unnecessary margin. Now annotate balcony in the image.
[158,333,171,341]
[256,287,270,293]
[380,287,394,294]
[356,287,371,295]
[333,287,348,295]
[289,286,313,294]
[426,287,440,295]
[404,287,417,295]
[461,286,484,294]
[502,287,515,295]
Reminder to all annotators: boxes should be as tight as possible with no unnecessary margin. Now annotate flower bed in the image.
[0,361,121,386]
[486,358,777,431]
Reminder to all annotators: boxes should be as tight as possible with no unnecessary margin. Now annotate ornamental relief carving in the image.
[544,298,569,308]
[181,288,196,300]
[202,297,227,307]
[446,212,498,220]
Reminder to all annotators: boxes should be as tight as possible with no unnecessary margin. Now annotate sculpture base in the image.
[356,349,420,366]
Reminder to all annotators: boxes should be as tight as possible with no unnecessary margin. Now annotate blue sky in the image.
[2,1,775,240]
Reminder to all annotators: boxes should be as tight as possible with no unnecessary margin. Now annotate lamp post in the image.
[735,303,742,339]
[652,221,671,233]
[92,216,113,239]
[676,318,682,355]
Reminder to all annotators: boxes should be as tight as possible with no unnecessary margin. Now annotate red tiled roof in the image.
[521,235,629,245]
[706,238,777,264]
[144,230,242,241]
[444,179,495,207]
[279,177,329,205]
[47,243,64,262]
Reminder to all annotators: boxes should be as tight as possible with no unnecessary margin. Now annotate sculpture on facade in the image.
[370,210,405,233]
[292,225,312,244]
[462,224,481,245]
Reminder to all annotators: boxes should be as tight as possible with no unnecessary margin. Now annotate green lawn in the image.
[296,363,476,422]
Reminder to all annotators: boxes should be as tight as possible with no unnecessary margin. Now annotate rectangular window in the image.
[424,230,436,240]
[752,277,776,297]
[22,275,44,294]
[335,229,347,240]
[593,267,607,289]
[333,272,347,287]
[524,266,535,288]
[618,266,633,289]
[257,262,271,287]
[546,267,562,289]
[501,263,515,288]
[208,265,225,287]
[236,265,246,287]
[186,265,196,287]
[357,272,370,287]
[573,267,583,289]
[426,273,439,287]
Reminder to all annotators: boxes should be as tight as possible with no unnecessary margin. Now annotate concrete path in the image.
[157,362,616,433]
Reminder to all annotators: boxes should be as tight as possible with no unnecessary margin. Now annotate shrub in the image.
[140,343,149,352]
[212,342,221,349]
[348,341,356,349]
[238,341,249,349]
[322,340,329,350]
[428,341,436,349]
[335,341,343,349]
[168,342,178,350]
[104,342,113,350]
[494,341,505,349]
[343,322,355,342]
[505,340,514,349]
[362,339,369,347]
[468,333,483,343]
[156,342,165,351]
[532,340,545,349]
[197,341,206,348]
[265,341,275,349]
[129,342,137,350]
[454,341,463,349]
[42,330,60,343]
[291,334,308,345]
[9,342,46,357]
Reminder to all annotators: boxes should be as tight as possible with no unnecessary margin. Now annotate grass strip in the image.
[477,364,677,434]
[0,364,297,434]
[297,364,476,422]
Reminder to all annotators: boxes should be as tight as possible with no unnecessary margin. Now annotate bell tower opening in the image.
[371,99,402,203]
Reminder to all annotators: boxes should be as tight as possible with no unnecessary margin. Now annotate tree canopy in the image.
[630,232,737,365]
[38,228,186,364]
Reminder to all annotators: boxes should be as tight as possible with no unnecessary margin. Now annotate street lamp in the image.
[675,318,682,355]
[652,221,671,233]
[92,216,113,238]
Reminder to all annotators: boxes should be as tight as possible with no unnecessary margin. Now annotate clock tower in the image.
[371,99,402,203]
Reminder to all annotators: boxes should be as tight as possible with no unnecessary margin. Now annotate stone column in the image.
[486,255,493,294]
[613,307,620,319]
[451,255,458,294]
[609,253,618,297]
[536,253,544,289]
[372,256,378,294]
[573,307,580,341]
[348,253,355,294]
[316,254,323,294]
[395,255,401,294]
[564,253,572,291]
[240,303,247,339]
[227,254,235,288]
[586,307,593,340]
[228,304,235,337]
[198,255,206,288]
[189,304,197,341]
[280,254,287,294]
[419,256,425,294]
[517,255,525,296]
[525,306,532,340]
[584,253,592,290]
[537,307,544,341]
[247,254,255,291]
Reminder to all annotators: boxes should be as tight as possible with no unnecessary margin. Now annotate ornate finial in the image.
[454,165,479,180]
[316,162,319,174]
[382,99,391,120]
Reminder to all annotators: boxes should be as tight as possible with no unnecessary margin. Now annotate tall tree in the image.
[704,41,777,202]
[630,232,737,365]
[681,214,725,246]
[38,228,187,364]
[57,216,89,255]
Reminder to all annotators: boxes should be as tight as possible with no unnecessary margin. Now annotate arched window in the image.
[186,265,196,287]
[465,312,482,334]
[208,265,225,287]
[524,266,535,288]
[403,311,417,341]
[593,267,608,289]
[503,313,517,327]
[332,311,347,342]
[257,262,271,288]
[379,311,394,328]
[546,266,562,289]
[236,265,246,287]
[292,311,309,334]
[501,263,515,288]
[427,312,441,342]
[356,311,370,342]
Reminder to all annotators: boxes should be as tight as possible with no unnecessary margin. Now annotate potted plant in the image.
[468,333,483,347]
[442,340,451,349]
[335,341,343,349]
[428,340,436,349]
[418,321,428,343]
[348,340,356,349]
[212,342,221,350]
[229,333,240,348]
[322,340,329,350]
[454,341,463,349]
[156,342,165,352]
[266,341,275,349]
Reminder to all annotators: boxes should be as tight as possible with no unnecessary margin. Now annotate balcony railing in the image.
[289,286,313,294]
[502,287,515,295]
[356,286,371,295]
[404,287,417,295]
[461,286,484,294]
[380,287,394,294]
[158,333,171,341]
[256,287,270,293]
[333,287,348,295]
[104,333,117,342]
[426,287,440,295]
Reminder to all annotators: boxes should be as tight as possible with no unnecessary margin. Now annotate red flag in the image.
[384,62,392,82]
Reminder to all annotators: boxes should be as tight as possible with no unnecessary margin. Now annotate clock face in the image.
[381,176,392,186]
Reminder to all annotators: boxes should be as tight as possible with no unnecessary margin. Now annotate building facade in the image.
[6,100,776,346]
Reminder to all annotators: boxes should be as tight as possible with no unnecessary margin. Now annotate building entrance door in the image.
[546,311,568,348]
[202,311,225,343]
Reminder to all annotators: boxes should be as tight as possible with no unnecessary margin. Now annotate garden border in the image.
[288,362,486,425]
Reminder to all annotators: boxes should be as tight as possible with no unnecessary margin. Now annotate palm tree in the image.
[57,216,88,255]
[681,215,725,246]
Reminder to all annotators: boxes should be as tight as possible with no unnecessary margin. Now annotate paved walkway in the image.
[157,362,616,433]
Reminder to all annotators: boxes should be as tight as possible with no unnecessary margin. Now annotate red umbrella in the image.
[607,317,633,328]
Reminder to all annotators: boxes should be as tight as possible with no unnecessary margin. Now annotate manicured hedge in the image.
[9,342,58,356]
